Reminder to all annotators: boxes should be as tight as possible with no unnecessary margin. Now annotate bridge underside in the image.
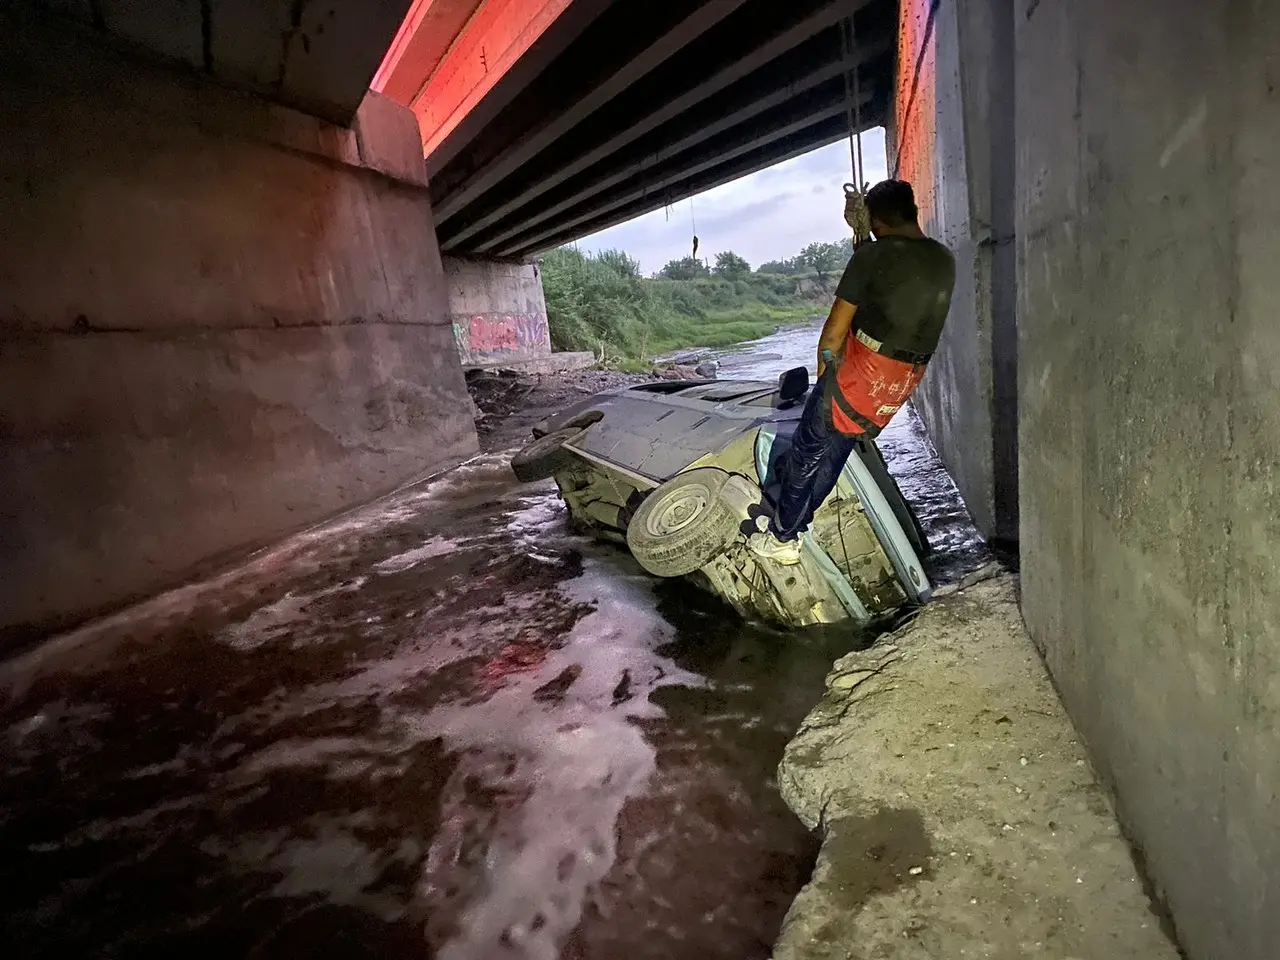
[21,0,413,123]
[414,0,897,259]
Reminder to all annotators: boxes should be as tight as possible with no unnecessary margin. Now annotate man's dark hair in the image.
[865,179,918,227]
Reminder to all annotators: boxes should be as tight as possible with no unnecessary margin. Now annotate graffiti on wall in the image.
[452,312,551,365]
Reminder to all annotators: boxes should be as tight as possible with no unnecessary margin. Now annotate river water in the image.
[0,325,989,960]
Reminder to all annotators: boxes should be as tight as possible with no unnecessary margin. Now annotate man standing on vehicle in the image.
[749,179,956,564]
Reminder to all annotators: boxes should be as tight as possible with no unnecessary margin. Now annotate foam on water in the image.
[417,503,700,960]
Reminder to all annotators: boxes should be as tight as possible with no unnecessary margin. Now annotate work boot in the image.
[748,531,803,565]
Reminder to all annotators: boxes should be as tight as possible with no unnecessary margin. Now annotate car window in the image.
[628,382,708,395]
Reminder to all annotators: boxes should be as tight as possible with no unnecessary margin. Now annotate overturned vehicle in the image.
[508,368,932,627]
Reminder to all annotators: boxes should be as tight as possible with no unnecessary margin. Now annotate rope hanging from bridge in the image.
[690,197,699,262]
[841,15,872,248]
[662,189,699,265]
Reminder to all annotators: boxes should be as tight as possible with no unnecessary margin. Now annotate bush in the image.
[713,251,751,279]
[537,244,834,361]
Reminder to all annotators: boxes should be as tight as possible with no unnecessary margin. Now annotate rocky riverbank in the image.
[465,367,649,451]
[772,574,1182,960]
[464,362,723,452]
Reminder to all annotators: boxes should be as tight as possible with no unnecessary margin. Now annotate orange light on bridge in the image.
[372,0,574,160]
[892,0,938,227]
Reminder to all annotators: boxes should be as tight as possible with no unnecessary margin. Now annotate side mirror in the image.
[778,366,810,405]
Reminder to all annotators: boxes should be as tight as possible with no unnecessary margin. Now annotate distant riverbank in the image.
[540,246,845,367]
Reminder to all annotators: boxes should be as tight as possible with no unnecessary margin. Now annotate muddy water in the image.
[0,327,988,960]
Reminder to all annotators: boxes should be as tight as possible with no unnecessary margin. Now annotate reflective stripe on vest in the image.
[827,328,931,438]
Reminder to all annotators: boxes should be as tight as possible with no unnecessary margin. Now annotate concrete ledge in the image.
[464,351,595,375]
[352,91,429,187]
[773,575,1180,959]
[0,8,430,191]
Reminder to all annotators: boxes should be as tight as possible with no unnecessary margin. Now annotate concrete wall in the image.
[1017,0,1280,957]
[889,0,1018,542]
[0,9,478,644]
[444,257,551,366]
[22,0,412,125]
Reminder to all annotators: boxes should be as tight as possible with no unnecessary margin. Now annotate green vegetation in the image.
[539,239,853,364]
[757,241,853,282]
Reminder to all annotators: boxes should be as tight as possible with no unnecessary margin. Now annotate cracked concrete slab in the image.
[772,574,1181,959]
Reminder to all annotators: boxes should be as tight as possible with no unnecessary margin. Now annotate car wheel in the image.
[626,468,739,577]
[510,427,582,482]
[532,409,603,439]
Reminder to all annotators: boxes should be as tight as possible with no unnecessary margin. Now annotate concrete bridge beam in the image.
[429,0,752,227]
[493,89,879,260]
[420,0,899,255]
[441,0,889,253]
[506,110,879,260]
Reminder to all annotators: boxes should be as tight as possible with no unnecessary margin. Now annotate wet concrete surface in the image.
[1,324,992,960]
[773,577,1181,960]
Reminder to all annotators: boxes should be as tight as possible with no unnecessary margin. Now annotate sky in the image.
[573,129,888,276]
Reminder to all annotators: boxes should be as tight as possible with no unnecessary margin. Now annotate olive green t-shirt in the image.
[834,235,956,356]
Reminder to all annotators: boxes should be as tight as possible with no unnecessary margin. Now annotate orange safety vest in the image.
[825,328,931,438]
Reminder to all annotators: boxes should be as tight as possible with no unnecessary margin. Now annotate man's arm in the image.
[820,242,870,376]
[816,297,857,378]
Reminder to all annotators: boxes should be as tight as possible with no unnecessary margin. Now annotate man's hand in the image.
[844,183,872,247]
[817,298,857,377]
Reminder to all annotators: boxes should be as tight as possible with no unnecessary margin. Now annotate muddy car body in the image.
[509,368,932,627]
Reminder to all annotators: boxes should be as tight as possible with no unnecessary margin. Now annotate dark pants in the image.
[771,380,858,541]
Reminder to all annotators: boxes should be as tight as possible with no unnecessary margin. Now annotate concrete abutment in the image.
[444,256,553,367]
[890,0,1019,546]
[0,7,478,644]
[895,1,1280,957]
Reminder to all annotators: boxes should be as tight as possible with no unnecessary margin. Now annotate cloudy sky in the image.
[574,129,888,276]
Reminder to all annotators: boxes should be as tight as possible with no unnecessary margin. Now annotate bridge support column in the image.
[1017,1,1280,958]
[889,0,1018,544]
[443,257,552,367]
[0,8,477,645]
[900,0,1280,955]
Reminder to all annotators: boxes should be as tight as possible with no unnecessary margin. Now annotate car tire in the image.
[532,409,603,439]
[626,468,739,577]
[510,427,582,483]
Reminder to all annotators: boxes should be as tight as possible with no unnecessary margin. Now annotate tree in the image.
[797,240,851,285]
[712,250,751,279]
[757,258,799,275]
[596,248,641,280]
[658,256,710,281]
